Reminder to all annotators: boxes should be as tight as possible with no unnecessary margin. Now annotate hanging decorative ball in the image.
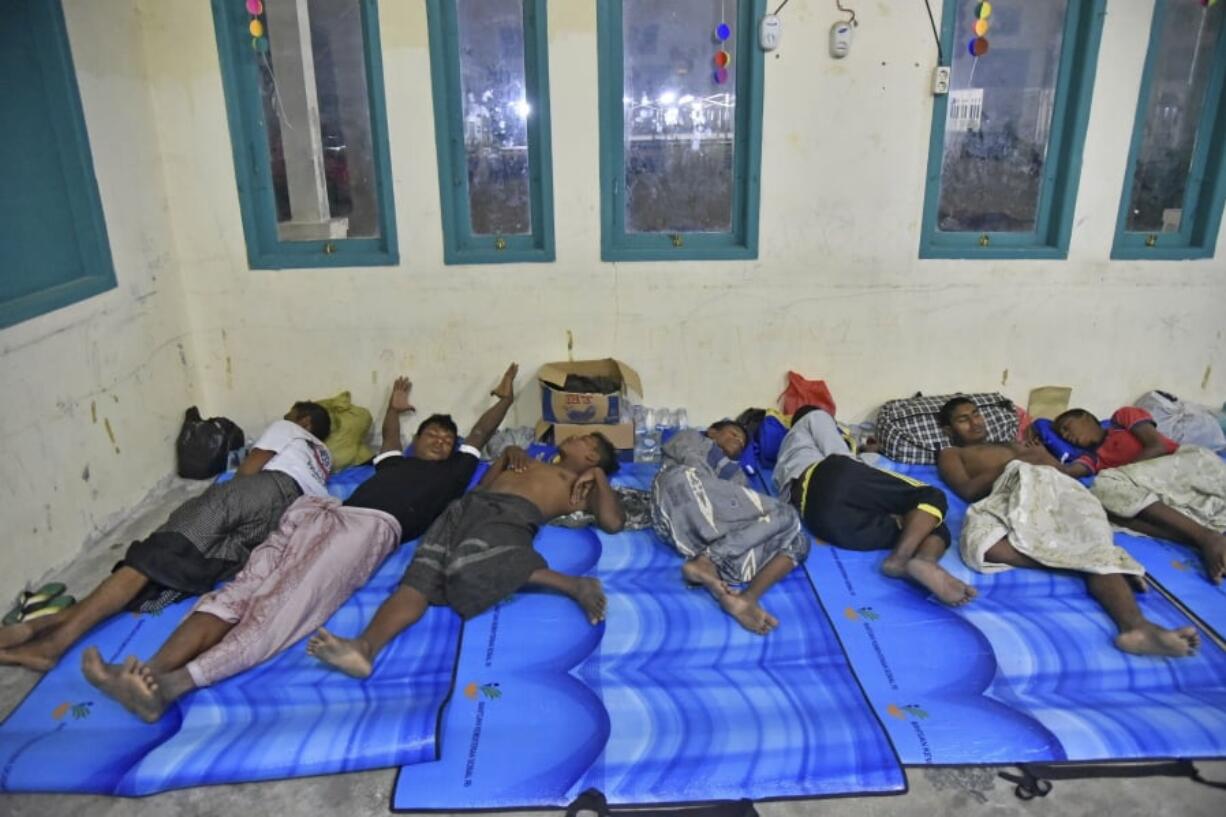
[249,18,265,38]
[1199,0,1220,7]
[974,18,990,36]
[976,1,992,19]
[714,49,732,68]
[246,0,264,14]
[715,22,731,41]
[713,67,729,84]
[968,36,989,57]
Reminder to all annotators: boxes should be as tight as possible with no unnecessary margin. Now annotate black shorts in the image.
[791,456,950,551]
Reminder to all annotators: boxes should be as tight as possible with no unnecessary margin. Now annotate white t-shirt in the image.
[252,419,332,497]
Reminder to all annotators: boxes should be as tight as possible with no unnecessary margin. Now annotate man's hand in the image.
[570,468,601,509]
[389,376,415,414]
[1016,438,1059,468]
[503,445,534,473]
[491,363,518,401]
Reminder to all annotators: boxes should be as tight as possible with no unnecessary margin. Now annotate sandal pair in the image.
[2,583,75,626]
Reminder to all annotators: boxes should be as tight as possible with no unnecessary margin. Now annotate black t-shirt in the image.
[344,448,480,541]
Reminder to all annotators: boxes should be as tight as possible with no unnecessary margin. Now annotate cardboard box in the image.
[538,359,642,425]
[536,419,636,450]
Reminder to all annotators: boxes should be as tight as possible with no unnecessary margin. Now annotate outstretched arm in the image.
[573,468,625,533]
[464,363,518,452]
[379,376,416,455]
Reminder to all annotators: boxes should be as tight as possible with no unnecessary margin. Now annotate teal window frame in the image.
[596,0,765,262]
[1112,2,1226,261]
[918,0,1106,260]
[426,0,555,264]
[1,0,116,331]
[211,0,398,269]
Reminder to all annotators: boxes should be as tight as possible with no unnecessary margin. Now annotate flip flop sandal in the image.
[20,595,75,622]
[23,583,67,608]
[2,584,70,626]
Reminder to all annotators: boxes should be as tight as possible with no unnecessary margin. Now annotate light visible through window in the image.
[456,0,533,236]
[259,0,380,241]
[1125,0,1223,234]
[622,0,737,234]
[936,0,1068,233]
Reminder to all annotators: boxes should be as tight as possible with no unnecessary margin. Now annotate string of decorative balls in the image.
[247,0,268,53]
[968,1,990,57]
[713,21,732,84]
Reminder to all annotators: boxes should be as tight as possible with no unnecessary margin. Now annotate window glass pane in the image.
[1126,0,1223,233]
[623,0,737,234]
[259,0,380,241]
[456,0,532,236]
[937,0,1067,233]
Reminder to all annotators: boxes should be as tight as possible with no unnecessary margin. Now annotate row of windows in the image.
[3,1,1224,329]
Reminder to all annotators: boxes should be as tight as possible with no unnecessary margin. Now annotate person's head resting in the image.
[938,397,985,446]
[1054,408,1106,449]
[412,414,459,461]
[557,432,619,476]
[706,420,749,459]
[286,401,331,441]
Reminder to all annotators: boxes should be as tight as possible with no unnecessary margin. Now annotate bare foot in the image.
[719,594,778,635]
[1197,533,1226,585]
[681,558,730,599]
[574,577,607,625]
[905,559,978,607]
[880,554,908,578]
[307,628,374,679]
[81,647,166,723]
[0,621,37,651]
[1115,624,1199,658]
[0,638,62,672]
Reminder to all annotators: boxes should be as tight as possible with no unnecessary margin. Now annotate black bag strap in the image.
[1000,761,1226,800]
[565,789,759,817]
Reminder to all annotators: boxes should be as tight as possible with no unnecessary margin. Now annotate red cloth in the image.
[1075,407,1179,474]
[778,371,837,417]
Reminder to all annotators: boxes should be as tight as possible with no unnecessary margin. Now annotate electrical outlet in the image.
[932,66,951,95]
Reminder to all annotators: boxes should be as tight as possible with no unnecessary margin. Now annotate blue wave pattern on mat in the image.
[806,457,1226,765]
[394,463,904,809]
[0,464,464,795]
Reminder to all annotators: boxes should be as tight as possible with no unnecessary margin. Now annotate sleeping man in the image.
[82,365,521,721]
[938,397,1198,657]
[775,406,975,606]
[308,431,625,679]
[1054,406,1226,586]
[651,422,809,635]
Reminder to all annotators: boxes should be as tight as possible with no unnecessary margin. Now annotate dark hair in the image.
[292,401,332,440]
[937,396,977,428]
[708,419,749,439]
[791,404,826,425]
[591,432,620,476]
[1054,408,1097,437]
[415,413,459,438]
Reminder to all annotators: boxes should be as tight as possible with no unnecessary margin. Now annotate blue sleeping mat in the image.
[0,463,468,795]
[802,457,1226,765]
[392,463,905,809]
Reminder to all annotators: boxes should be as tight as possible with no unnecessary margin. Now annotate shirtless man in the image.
[309,433,625,678]
[937,397,1198,657]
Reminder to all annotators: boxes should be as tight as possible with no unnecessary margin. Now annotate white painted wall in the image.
[2,1,1223,598]
[0,2,201,600]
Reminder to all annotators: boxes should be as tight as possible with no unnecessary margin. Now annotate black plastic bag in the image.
[176,407,245,479]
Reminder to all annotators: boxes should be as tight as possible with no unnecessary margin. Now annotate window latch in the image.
[1145,234,1158,247]
[494,237,507,251]
[323,242,337,255]
[978,233,990,247]
[670,233,684,248]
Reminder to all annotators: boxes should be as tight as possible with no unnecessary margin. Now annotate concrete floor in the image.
[2,480,1224,816]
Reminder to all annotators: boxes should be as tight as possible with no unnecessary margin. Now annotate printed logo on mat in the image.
[886,703,929,720]
[51,700,93,721]
[843,606,880,621]
[463,682,502,701]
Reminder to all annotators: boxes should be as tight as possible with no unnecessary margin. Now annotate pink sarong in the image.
[185,495,401,687]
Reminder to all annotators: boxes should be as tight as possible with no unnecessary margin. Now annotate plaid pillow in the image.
[876,392,1017,464]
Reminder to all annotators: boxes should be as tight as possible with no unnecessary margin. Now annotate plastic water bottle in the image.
[635,407,661,463]
[675,408,689,430]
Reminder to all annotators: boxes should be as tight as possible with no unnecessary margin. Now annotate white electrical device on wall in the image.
[759,14,781,50]
[829,21,853,58]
